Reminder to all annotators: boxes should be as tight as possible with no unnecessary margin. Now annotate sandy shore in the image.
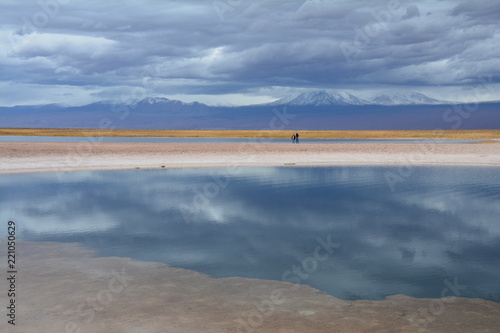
[0,240,499,333]
[1,141,499,174]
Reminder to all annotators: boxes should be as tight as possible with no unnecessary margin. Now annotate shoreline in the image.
[2,127,500,139]
[1,141,499,174]
[0,240,499,332]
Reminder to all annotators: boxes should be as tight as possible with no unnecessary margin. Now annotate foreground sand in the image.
[1,141,500,174]
[0,240,499,333]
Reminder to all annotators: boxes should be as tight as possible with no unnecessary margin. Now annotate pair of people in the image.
[291,132,300,143]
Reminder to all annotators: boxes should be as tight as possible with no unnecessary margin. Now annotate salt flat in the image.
[1,141,499,174]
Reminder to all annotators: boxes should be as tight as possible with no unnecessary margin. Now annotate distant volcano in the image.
[269,90,446,106]
[369,92,445,105]
[269,90,369,106]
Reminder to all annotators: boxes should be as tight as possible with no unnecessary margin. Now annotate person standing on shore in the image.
[295,132,299,143]
[291,133,296,143]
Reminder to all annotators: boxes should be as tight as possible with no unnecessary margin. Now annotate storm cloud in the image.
[1,0,499,105]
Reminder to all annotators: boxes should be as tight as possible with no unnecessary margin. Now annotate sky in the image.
[1,0,500,106]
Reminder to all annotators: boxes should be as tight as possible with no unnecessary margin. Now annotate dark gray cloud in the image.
[1,0,499,105]
[402,5,420,19]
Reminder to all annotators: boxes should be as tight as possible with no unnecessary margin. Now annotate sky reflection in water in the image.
[1,166,499,301]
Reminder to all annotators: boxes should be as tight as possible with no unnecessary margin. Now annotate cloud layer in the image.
[1,0,499,105]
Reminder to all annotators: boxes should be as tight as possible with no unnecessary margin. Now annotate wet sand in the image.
[0,240,499,333]
[1,141,499,174]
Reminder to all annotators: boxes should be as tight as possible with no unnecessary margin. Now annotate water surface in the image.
[1,166,499,301]
[0,135,481,144]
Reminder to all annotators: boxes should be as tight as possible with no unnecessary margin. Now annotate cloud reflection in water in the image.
[1,166,499,301]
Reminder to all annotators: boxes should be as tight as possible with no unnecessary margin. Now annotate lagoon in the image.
[1,166,499,301]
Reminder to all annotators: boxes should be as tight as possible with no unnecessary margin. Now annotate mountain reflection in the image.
[1,166,499,301]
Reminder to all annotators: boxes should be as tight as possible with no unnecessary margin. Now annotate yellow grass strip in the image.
[1,128,500,139]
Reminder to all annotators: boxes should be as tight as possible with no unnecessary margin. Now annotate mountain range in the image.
[269,91,369,106]
[369,91,443,105]
[1,90,498,130]
[1,90,447,111]
[124,90,445,108]
[268,90,444,106]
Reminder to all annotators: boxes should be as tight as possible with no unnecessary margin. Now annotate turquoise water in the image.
[1,166,499,301]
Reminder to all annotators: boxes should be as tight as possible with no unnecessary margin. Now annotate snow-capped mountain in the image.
[132,97,206,107]
[269,90,445,106]
[269,90,369,106]
[137,97,172,105]
[2,93,497,129]
[369,92,444,105]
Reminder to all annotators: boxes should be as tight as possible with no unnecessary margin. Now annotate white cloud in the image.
[11,33,116,57]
